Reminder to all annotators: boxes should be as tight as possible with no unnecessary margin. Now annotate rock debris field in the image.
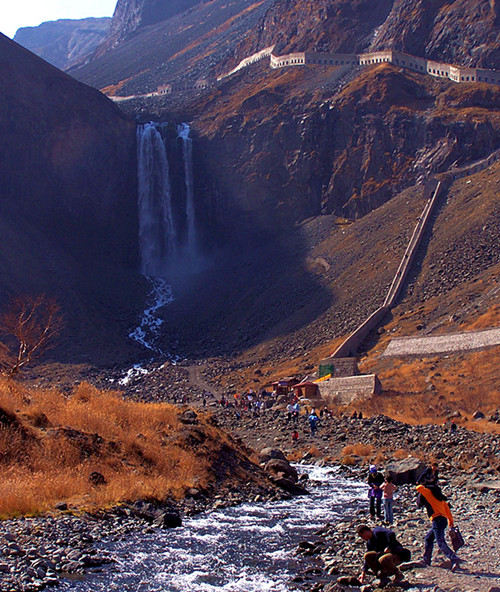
[1,413,499,592]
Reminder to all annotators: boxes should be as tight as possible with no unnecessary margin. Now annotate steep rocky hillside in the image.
[13,18,111,70]
[155,162,500,397]
[223,0,500,74]
[162,63,499,228]
[99,0,207,54]
[69,0,275,95]
[0,34,142,364]
[370,0,500,69]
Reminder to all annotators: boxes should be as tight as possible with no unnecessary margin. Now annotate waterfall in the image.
[137,122,177,278]
[132,121,198,354]
[177,123,197,263]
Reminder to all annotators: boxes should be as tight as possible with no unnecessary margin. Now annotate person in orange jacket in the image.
[416,483,461,571]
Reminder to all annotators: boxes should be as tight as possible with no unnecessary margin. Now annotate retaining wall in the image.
[330,147,500,360]
[269,48,500,86]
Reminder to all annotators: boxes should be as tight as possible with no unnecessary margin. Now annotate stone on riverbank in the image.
[386,456,427,485]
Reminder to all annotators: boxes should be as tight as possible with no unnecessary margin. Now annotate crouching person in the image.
[357,524,410,586]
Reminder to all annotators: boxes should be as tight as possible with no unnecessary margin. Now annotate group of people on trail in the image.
[357,462,462,587]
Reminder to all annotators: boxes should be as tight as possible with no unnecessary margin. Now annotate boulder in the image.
[152,510,182,528]
[265,458,298,482]
[272,476,309,495]
[473,411,485,419]
[259,448,287,463]
[179,410,198,424]
[387,457,427,485]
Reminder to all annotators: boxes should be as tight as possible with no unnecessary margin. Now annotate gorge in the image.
[0,2,499,592]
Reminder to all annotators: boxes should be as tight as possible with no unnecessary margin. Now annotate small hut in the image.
[272,377,299,397]
[292,380,319,399]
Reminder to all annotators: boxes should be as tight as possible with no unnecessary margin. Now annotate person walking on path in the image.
[368,465,384,520]
[357,524,408,586]
[381,475,397,525]
[416,483,461,571]
[308,410,320,436]
[418,462,439,486]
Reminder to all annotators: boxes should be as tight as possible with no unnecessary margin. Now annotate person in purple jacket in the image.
[368,464,384,519]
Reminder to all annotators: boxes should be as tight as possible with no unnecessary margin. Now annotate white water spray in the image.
[137,122,177,277]
[177,123,197,262]
[129,121,199,358]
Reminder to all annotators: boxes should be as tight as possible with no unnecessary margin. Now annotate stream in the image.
[59,466,366,591]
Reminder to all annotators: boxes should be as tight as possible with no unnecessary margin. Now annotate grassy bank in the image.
[0,379,214,518]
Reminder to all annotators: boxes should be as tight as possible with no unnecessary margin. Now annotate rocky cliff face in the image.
[0,34,141,363]
[176,64,499,233]
[226,0,499,71]
[70,0,274,95]
[226,0,393,63]
[13,18,111,70]
[370,0,500,69]
[98,0,206,54]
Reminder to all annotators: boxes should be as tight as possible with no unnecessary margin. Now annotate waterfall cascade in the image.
[177,122,197,264]
[132,121,198,353]
[137,122,177,278]
[136,121,198,278]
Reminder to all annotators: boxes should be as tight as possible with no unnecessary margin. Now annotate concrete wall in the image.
[304,52,358,66]
[319,374,381,406]
[331,306,391,358]
[151,47,500,98]
[220,46,275,79]
[269,49,500,87]
[359,50,393,65]
[270,52,307,68]
[444,148,500,181]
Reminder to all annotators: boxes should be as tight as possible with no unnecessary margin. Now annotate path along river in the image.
[59,466,367,592]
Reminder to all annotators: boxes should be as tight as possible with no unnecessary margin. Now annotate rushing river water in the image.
[59,466,366,592]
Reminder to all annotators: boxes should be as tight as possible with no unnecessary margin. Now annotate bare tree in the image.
[0,295,64,376]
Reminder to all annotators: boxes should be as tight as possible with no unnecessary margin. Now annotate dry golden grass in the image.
[341,443,374,457]
[0,379,214,518]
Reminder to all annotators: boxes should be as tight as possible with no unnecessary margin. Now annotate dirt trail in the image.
[185,364,220,399]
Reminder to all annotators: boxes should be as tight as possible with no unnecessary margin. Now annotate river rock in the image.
[153,510,182,528]
[179,409,198,424]
[264,458,298,482]
[470,479,500,493]
[259,448,287,463]
[387,457,427,485]
[272,476,309,495]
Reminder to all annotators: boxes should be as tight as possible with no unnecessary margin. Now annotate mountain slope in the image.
[13,18,111,70]
[0,33,141,363]
[69,0,275,95]
[100,0,207,53]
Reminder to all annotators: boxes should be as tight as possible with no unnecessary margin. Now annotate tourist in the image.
[417,462,439,486]
[416,482,461,571]
[292,401,300,422]
[287,402,294,422]
[308,410,320,436]
[356,524,408,586]
[368,465,384,520]
[292,430,299,444]
[381,475,397,525]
